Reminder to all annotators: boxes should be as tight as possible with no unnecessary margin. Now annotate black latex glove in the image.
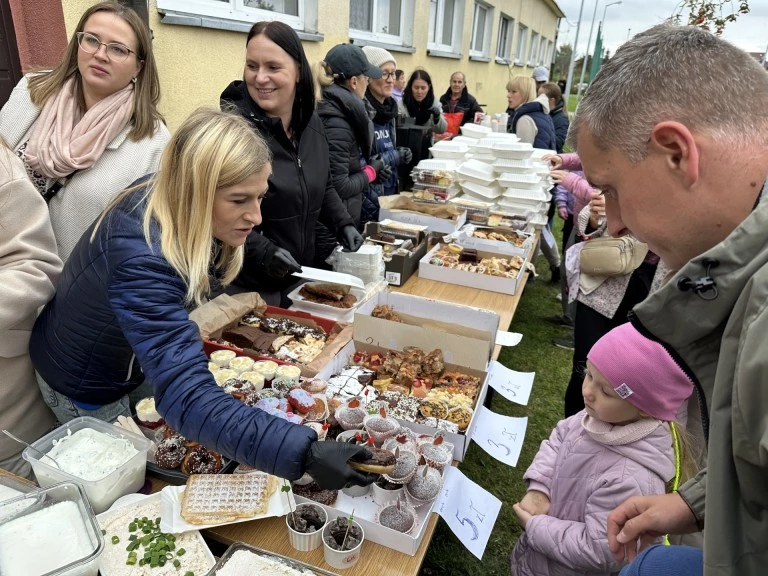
[431,104,443,125]
[370,155,393,184]
[397,147,413,165]
[303,441,377,489]
[339,225,363,252]
[264,247,302,278]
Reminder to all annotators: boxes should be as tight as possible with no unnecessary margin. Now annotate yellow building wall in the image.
[61,0,560,132]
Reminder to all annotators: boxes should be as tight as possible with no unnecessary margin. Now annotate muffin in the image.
[363,407,401,444]
[210,349,236,368]
[377,500,418,534]
[252,360,279,383]
[335,397,369,430]
[418,436,453,471]
[382,448,418,484]
[273,364,302,393]
[213,369,238,386]
[229,356,255,374]
[136,397,164,430]
[405,465,443,506]
[239,371,265,391]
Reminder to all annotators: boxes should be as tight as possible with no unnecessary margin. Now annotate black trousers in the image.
[563,260,658,417]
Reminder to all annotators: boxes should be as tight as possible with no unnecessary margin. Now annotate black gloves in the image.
[397,147,413,166]
[339,224,363,252]
[370,155,393,184]
[264,247,302,278]
[431,104,443,125]
[303,440,377,489]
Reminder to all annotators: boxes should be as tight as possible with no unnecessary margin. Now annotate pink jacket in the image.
[558,154,595,225]
[510,412,675,576]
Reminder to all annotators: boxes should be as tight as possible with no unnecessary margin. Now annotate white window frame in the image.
[157,0,305,29]
[428,0,464,54]
[528,31,539,67]
[515,24,528,66]
[469,2,493,58]
[537,36,547,65]
[349,0,409,46]
[496,14,514,61]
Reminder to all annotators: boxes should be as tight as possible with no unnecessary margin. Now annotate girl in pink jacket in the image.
[510,322,694,576]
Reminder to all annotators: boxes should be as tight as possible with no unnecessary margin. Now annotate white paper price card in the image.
[470,405,528,467]
[487,360,534,406]
[435,466,501,560]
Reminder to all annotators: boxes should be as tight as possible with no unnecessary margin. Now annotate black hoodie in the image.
[439,86,484,126]
[220,81,354,290]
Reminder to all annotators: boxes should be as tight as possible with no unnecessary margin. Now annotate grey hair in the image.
[568,23,768,162]
[451,71,466,82]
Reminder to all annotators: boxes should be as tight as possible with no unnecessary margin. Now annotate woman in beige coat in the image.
[0,144,61,477]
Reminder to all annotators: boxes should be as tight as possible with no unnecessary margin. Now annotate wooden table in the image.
[198,269,531,574]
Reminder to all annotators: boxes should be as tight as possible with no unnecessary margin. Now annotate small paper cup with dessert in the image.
[322,517,365,570]
[210,349,237,368]
[372,476,405,507]
[335,397,369,430]
[418,434,454,471]
[286,502,328,552]
[405,465,444,507]
[376,498,419,535]
[363,406,401,445]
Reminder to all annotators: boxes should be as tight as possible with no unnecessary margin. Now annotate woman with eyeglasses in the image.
[0,1,169,262]
[29,108,374,488]
[221,22,362,303]
[360,46,412,223]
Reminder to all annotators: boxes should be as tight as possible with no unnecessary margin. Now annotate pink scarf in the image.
[25,76,135,178]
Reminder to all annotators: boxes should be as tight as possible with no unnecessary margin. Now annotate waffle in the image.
[181,472,277,524]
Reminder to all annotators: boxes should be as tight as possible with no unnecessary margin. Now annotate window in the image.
[429,0,463,53]
[350,0,402,40]
[158,0,306,29]
[515,24,528,65]
[528,32,539,66]
[469,2,492,58]
[496,15,514,61]
[538,37,547,65]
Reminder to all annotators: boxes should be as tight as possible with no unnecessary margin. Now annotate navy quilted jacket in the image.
[509,101,558,150]
[29,182,316,479]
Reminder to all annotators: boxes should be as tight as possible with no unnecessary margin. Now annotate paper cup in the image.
[286,503,327,552]
[342,482,371,498]
[372,480,404,507]
[322,519,365,570]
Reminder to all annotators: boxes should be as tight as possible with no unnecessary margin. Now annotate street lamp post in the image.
[577,0,622,99]
[563,0,586,108]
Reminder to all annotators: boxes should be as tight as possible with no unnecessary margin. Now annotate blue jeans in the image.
[35,372,152,424]
[620,545,703,576]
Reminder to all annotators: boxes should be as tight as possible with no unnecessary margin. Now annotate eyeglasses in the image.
[380,72,396,80]
[77,32,136,62]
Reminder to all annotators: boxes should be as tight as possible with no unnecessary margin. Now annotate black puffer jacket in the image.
[315,83,373,263]
[439,87,483,126]
[549,99,570,154]
[220,81,354,290]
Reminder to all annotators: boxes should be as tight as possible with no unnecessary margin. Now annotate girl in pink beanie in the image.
[510,322,696,576]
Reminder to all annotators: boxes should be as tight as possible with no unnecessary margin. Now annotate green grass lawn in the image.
[420,223,573,575]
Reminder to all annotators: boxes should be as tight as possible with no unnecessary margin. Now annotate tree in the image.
[553,43,573,79]
[672,1,750,35]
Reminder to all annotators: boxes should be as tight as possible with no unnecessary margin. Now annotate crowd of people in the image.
[0,2,765,576]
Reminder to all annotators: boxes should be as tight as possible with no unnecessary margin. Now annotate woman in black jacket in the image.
[314,44,391,265]
[220,22,363,302]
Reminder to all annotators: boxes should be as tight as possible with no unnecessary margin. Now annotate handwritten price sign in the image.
[436,467,501,560]
[470,405,528,467]
[487,360,534,406]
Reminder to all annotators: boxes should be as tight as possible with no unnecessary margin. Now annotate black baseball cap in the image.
[324,44,383,80]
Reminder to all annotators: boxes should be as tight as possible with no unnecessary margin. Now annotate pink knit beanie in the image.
[586,323,694,421]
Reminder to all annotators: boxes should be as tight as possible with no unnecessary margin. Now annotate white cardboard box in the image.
[318,340,488,462]
[355,291,501,367]
[378,206,467,235]
[294,486,437,556]
[456,227,534,259]
[419,244,528,296]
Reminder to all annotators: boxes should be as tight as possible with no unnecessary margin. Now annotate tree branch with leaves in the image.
[672,1,750,35]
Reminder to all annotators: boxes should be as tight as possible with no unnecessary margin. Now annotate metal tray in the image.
[206,542,339,576]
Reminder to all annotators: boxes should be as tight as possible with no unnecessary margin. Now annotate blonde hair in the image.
[506,76,537,104]
[94,108,271,306]
[27,1,163,141]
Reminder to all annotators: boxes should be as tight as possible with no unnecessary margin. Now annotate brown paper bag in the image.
[189,293,267,339]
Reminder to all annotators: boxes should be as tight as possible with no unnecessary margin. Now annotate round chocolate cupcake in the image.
[405,465,443,505]
[377,501,418,534]
[383,450,418,484]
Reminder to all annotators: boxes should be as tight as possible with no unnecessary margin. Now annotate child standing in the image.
[510,322,694,576]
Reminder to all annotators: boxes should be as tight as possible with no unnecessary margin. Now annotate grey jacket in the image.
[632,182,768,576]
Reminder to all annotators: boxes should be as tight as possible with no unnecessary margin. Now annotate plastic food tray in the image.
[413,158,458,171]
[0,469,38,502]
[450,136,478,147]
[492,141,535,159]
[469,138,496,153]
[411,168,457,187]
[456,159,496,186]
[497,172,543,189]
[460,180,503,199]
[502,186,550,202]
[287,285,367,323]
[460,123,492,138]
[209,542,339,575]
[97,492,215,576]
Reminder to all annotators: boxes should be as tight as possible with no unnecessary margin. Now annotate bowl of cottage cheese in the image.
[22,417,151,513]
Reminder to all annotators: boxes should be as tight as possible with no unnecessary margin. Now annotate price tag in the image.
[385,271,401,285]
[469,405,528,467]
[435,466,501,560]
[487,360,534,406]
